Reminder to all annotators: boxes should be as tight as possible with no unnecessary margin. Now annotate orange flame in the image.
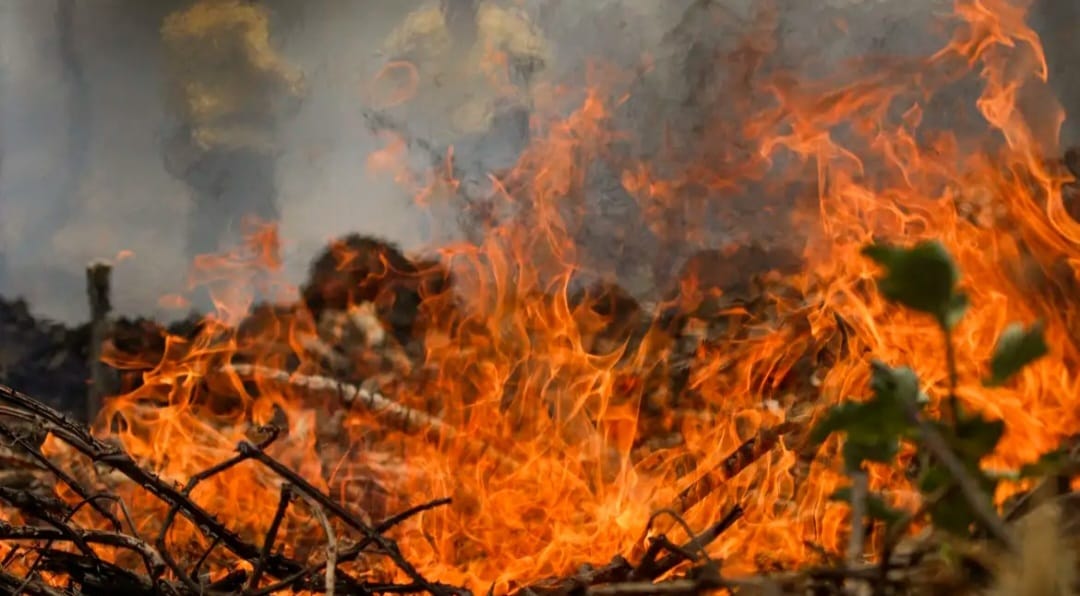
[9,1,1080,593]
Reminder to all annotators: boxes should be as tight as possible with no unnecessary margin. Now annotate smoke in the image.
[0,0,429,324]
[0,0,1075,324]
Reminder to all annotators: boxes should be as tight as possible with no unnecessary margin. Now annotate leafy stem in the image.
[816,240,1050,564]
[942,325,960,424]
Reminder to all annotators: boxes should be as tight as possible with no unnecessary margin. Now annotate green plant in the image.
[812,240,1050,549]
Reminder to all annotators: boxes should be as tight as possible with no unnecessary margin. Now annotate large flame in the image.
[9,0,1080,593]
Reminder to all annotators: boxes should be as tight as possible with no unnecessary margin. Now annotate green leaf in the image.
[862,241,965,328]
[917,466,976,536]
[811,362,923,472]
[869,361,923,407]
[984,321,1049,386]
[917,462,999,538]
[811,401,867,445]
[930,489,978,536]
[812,400,903,471]
[942,293,970,330]
[950,413,1005,464]
[842,438,900,470]
[830,487,904,525]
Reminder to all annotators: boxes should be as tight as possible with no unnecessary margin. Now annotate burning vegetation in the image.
[3,0,1080,595]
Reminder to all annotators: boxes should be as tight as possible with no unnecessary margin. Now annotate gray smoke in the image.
[0,0,1075,324]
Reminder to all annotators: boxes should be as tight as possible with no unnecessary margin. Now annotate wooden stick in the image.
[85,260,114,424]
[225,364,518,468]
[674,422,797,515]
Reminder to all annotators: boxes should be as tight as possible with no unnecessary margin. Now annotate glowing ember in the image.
[4,0,1079,594]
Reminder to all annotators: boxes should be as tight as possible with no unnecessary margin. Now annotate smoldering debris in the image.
[6,0,1069,325]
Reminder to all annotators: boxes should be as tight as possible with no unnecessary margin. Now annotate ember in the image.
[2,0,1080,595]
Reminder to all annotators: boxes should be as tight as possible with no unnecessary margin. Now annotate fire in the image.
[8,0,1080,593]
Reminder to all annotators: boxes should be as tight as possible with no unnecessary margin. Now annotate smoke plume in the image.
[0,0,1076,323]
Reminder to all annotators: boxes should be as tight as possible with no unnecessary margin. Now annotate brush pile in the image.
[0,223,1077,595]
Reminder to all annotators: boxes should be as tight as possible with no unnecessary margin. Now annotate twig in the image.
[246,483,293,593]
[526,506,745,595]
[0,385,308,581]
[674,423,796,515]
[941,327,960,424]
[521,556,634,596]
[237,441,453,596]
[190,535,221,580]
[0,565,65,596]
[844,471,869,595]
[846,471,868,567]
[225,365,515,467]
[586,578,710,596]
[634,509,706,580]
[299,493,337,596]
[0,421,122,530]
[155,425,281,580]
[0,521,166,578]
[0,385,465,594]
[248,497,453,595]
[4,490,132,595]
[877,484,951,589]
[903,401,1018,552]
[645,505,744,580]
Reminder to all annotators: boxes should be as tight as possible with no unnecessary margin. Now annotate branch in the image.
[225,364,516,468]
[0,521,167,579]
[237,441,458,596]
[904,401,1017,552]
[0,384,308,581]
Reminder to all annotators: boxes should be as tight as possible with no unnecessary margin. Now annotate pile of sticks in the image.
[0,382,464,596]
[0,379,833,596]
[0,379,974,596]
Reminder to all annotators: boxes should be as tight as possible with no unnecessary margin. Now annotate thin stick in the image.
[248,497,452,596]
[941,327,960,424]
[226,364,516,467]
[299,494,336,596]
[0,521,166,578]
[674,423,796,515]
[876,484,952,589]
[156,426,281,558]
[0,566,64,596]
[0,386,308,580]
[246,483,293,592]
[647,505,744,579]
[0,422,122,530]
[904,401,1017,552]
[846,471,868,567]
[237,441,451,596]
[587,578,710,596]
[845,471,869,595]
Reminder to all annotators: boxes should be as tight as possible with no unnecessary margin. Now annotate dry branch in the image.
[0,382,461,595]
[673,422,797,515]
[225,364,518,468]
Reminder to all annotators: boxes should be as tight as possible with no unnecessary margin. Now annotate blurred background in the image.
[1,0,1077,324]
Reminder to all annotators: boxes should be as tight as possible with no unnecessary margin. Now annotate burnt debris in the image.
[0,296,89,418]
[300,234,454,351]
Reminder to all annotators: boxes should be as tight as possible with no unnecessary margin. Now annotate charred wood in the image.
[301,234,454,354]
